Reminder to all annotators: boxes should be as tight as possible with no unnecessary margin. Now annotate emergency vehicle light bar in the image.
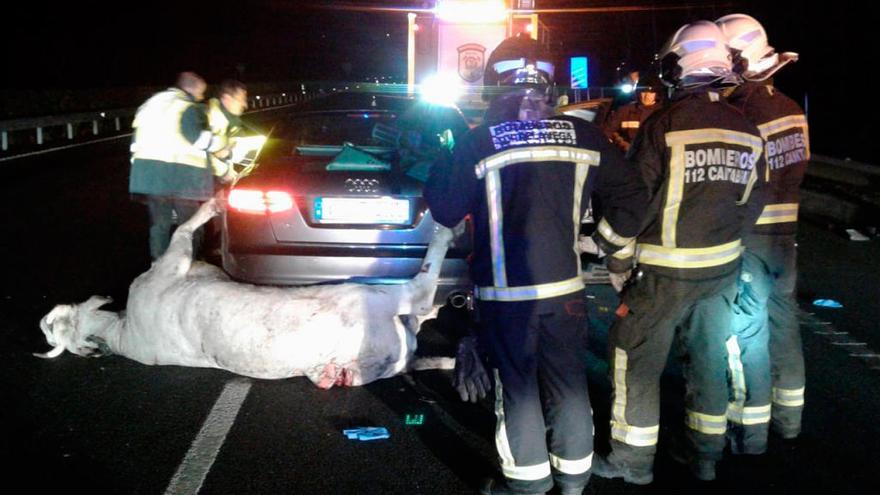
[434,0,508,23]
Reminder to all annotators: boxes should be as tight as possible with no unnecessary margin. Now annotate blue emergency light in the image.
[570,57,589,89]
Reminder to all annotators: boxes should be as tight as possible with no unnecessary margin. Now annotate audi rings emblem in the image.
[345,178,380,193]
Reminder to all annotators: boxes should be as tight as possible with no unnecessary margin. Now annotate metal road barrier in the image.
[801,154,880,227]
[0,88,317,155]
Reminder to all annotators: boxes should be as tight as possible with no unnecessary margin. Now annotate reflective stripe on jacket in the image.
[425,93,647,300]
[630,90,767,279]
[727,82,809,237]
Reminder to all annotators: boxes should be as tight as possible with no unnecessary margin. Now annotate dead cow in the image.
[36,199,459,388]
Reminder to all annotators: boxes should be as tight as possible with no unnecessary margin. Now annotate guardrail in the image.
[0,89,316,153]
[801,154,880,227]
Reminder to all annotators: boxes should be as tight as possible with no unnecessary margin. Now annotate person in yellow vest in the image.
[129,72,230,260]
[207,79,249,185]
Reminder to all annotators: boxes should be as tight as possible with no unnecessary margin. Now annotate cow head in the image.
[35,296,117,359]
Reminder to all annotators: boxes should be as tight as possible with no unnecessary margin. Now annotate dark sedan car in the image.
[220,92,472,306]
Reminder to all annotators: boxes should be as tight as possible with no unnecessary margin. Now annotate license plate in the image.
[314,197,411,224]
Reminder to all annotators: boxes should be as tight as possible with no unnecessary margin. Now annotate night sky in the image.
[4,0,877,162]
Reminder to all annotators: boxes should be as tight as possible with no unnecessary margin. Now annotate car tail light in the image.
[228,188,294,214]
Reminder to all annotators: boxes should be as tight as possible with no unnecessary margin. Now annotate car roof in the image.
[295,92,417,114]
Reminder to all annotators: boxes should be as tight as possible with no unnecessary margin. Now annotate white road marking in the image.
[803,312,880,372]
[164,378,252,495]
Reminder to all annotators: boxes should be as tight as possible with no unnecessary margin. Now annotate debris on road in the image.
[343,427,390,441]
[846,229,871,241]
[813,299,844,308]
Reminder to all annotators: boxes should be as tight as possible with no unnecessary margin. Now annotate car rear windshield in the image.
[273,112,399,147]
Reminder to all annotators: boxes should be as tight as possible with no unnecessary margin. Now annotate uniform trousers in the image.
[479,293,593,494]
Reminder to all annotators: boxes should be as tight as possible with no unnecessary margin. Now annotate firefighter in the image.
[425,34,647,495]
[129,72,230,259]
[207,79,249,185]
[590,21,767,484]
[603,76,663,153]
[717,13,808,453]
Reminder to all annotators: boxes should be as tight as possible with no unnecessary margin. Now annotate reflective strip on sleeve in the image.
[597,218,635,248]
[494,369,552,481]
[637,240,742,269]
[772,387,805,407]
[550,453,593,475]
[756,203,799,225]
[475,146,601,179]
[611,240,636,260]
[476,277,585,302]
[686,410,727,435]
[610,348,660,447]
[485,170,508,288]
[621,121,640,129]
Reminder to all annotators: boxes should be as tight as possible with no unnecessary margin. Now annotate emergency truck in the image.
[406,0,549,115]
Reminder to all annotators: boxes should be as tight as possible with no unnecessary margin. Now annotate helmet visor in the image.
[492,58,554,85]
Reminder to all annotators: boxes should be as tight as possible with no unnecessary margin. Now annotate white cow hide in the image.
[36,199,458,388]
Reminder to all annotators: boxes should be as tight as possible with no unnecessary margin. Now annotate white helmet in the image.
[659,20,738,89]
[716,13,798,81]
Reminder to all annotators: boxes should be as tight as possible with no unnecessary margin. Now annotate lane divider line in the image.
[164,378,252,495]
[802,311,880,373]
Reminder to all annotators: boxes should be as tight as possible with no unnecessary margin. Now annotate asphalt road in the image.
[2,126,879,495]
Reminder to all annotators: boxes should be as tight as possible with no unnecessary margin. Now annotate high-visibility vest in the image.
[131,88,213,170]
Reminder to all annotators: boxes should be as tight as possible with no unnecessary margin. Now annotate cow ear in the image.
[82,295,113,312]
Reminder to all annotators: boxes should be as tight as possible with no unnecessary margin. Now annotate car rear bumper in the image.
[222,253,472,305]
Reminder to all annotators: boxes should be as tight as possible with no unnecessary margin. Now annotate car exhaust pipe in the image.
[448,291,471,309]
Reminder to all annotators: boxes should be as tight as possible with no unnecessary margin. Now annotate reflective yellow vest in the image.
[131,88,213,170]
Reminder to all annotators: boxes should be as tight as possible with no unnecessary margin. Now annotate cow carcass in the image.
[36,199,459,388]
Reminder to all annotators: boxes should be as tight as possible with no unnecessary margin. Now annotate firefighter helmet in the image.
[716,13,798,81]
[637,74,661,94]
[659,21,737,89]
[484,34,554,90]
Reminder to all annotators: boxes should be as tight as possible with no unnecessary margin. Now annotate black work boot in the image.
[668,440,716,481]
[771,420,801,440]
[591,454,653,485]
[479,478,545,495]
[727,425,768,455]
